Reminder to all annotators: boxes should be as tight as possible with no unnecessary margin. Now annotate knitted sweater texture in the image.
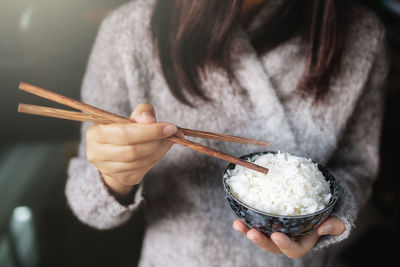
[66,1,388,266]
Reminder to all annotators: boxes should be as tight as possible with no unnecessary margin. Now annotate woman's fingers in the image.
[88,122,177,145]
[85,103,179,195]
[232,219,250,235]
[97,144,171,187]
[88,140,172,163]
[317,216,346,236]
[131,103,156,123]
[270,230,319,258]
[233,219,281,254]
[87,102,174,146]
[96,147,170,174]
[247,229,282,254]
[233,217,346,258]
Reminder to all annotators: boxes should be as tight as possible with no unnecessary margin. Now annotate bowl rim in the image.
[222,151,340,219]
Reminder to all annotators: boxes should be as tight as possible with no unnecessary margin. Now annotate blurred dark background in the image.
[0,0,399,267]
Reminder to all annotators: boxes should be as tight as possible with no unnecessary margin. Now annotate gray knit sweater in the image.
[66,1,388,266]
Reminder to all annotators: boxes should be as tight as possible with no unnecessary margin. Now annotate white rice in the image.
[225,152,331,216]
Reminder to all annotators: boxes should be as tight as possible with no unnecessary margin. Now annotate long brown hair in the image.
[151,0,346,106]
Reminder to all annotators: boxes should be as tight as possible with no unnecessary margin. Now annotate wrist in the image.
[101,173,134,197]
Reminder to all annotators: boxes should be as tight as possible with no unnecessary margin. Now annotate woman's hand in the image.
[233,217,345,258]
[86,103,178,196]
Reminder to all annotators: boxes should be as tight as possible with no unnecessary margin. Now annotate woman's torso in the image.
[105,1,383,266]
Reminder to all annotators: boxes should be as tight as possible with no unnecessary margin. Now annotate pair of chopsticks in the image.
[18,82,269,174]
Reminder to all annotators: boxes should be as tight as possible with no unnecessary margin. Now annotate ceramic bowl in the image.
[222,151,340,236]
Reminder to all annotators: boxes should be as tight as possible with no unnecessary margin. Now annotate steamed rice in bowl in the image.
[222,151,339,236]
[225,152,331,216]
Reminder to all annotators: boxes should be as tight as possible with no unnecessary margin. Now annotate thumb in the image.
[317,217,346,236]
[130,103,156,124]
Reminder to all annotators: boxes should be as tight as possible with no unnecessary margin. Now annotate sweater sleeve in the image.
[65,12,143,230]
[315,29,389,249]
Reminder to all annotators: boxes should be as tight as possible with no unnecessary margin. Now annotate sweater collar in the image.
[227,28,300,153]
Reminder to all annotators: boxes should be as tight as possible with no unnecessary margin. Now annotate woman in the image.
[66,0,388,266]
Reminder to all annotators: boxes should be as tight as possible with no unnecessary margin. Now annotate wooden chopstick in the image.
[178,127,269,147]
[18,104,268,173]
[19,82,129,123]
[18,104,113,124]
[18,82,269,148]
[166,135,269,173]
[18,82,269,174]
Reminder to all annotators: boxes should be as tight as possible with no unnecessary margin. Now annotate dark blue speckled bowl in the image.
[223,151,340,236]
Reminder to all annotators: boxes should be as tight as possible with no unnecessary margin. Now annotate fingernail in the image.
[247,235,259,242]
[232,221,244,233]
[318,224,333,235]
[271,235,285,248]
[247,231,260,242]
[163,125,177,136]
[138,112,155,123]
[232,222,238,230]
